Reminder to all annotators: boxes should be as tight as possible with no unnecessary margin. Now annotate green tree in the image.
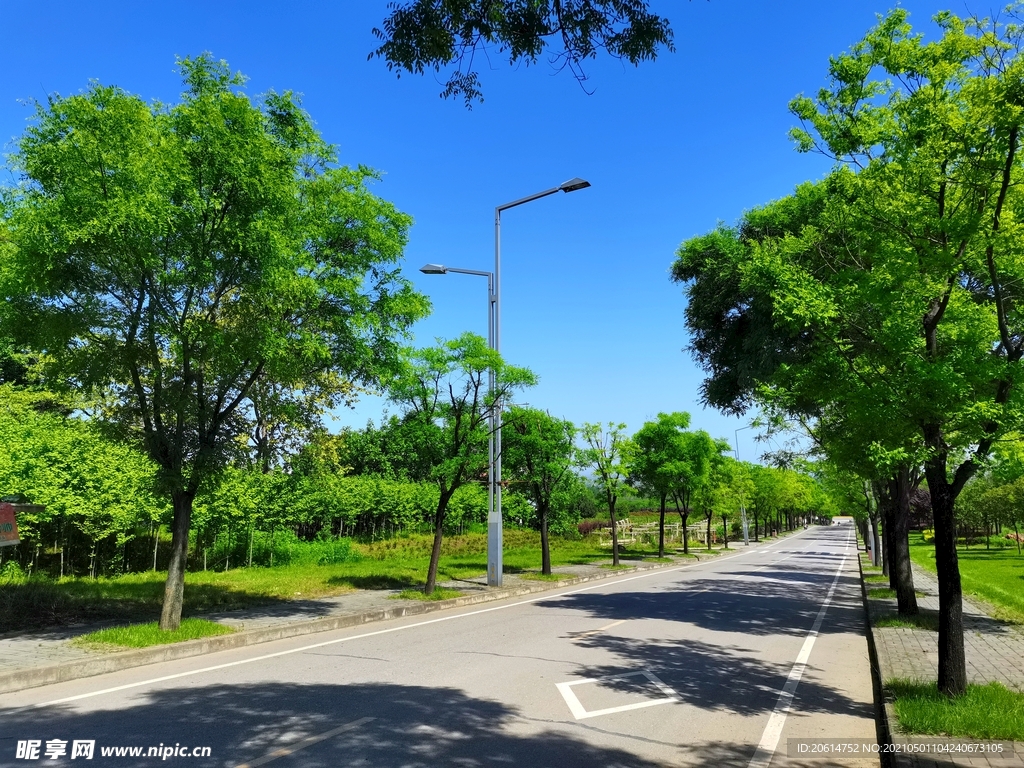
[631,412,691,557]
[386,333,535,594]
[372,0,674,105]
[0,56,429,629]
[668,430,718,553]
[580,422,632,566]
[693,442,731,550]
[503,406,576,575]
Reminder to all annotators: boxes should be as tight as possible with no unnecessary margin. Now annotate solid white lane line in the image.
[574,619,626,638]
[233,716,374,768]
[746,531,852,768]
[22,529,820,710]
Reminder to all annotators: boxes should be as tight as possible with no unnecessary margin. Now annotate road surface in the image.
[2,524,877,767]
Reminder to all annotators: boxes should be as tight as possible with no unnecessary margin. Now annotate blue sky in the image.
[1,0,953,462]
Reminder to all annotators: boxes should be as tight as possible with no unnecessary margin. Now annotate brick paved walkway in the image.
[867,560,1024,767]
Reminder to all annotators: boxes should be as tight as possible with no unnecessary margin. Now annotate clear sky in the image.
[1,0,954,462]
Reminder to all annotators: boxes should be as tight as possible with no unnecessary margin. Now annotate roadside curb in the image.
[857,546,898,767]
[0,556,697,696]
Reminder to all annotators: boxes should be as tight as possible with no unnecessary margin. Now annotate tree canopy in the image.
[371,0,674,105]
[0,54,429,628]
[673,6,1024,695]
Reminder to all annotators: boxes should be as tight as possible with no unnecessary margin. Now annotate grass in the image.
[908,532,1024,623]
[520,572,567,582]
[868,588,897,599]
[394,588,462,601]
[71,618,233,649]
[887,679,1024,740]
[867,587,927,600]
[874,614,940,631]
[864,574,889,583]
[2,531,677,632]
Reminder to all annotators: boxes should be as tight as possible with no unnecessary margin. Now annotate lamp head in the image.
[419,263,448,275]
[559,177,591,193]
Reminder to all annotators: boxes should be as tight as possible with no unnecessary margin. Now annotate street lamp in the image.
[419,263,497,555]
[734,424,754,546]
[489,177,591,586]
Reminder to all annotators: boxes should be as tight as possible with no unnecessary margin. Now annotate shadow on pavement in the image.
[537,567,864,640]
[564,632,872,720]
[4,682,675,768]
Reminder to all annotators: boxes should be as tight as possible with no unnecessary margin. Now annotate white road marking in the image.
[233,716,374,768]
[574,619,626,638]
[20,529,814,710]
[556,670,678,720]
[746,531,852,768]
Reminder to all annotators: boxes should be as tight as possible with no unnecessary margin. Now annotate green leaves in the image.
[1,54,428,492]
[371,0,674,105]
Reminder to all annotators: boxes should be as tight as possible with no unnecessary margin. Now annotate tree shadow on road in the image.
[563,631,872,721]
[536,565,864,641]
[5,682,683,768]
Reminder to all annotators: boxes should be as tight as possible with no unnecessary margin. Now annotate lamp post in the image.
[419,263,497,567]
[734,424,753,546]
[489,177,591,586]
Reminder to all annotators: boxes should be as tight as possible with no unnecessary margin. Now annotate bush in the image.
[578,519,609,536]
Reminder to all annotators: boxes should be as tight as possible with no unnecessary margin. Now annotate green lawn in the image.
[1,531,674,631]
[71,618,233,649]
[908,533,1024,623]
[888,679,1024,740]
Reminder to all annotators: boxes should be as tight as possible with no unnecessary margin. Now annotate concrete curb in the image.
[857,546,898,767]
[0,555,715,696]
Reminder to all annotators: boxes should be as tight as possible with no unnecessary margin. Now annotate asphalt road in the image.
[2,524,878,768]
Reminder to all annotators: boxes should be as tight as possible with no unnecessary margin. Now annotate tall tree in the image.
[631,412,691,557]
[580,422,632,566]
[503,406,576,575]
[786,8,1024,695]
[371,0,674,105]
[386,333,535,594]
[0,55,429,629]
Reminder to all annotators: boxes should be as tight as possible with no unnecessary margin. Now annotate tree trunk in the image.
[540,502,551,576]
[609,494,619,567]
[925,456,967,697]
[886,469,919,616]
[658,494,666,558]
[425,489,455,595]
[678,509,689,554]
[159,489,196,631]
[706,513,713,550]
[752,512,760,542]
[721,514,728,549]
[868,512,881,567]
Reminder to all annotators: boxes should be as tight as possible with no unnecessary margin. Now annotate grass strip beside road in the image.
[887,679,1024,741]
[908,533,1024,624]
[394,588,462,601]
[71,618,233,649]
[3,531,727,632]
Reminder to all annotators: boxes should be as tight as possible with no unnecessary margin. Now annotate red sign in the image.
[0,503,19,547]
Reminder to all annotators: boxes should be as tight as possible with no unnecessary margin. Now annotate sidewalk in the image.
[0,543,747,695]
[865,558,1024,767]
